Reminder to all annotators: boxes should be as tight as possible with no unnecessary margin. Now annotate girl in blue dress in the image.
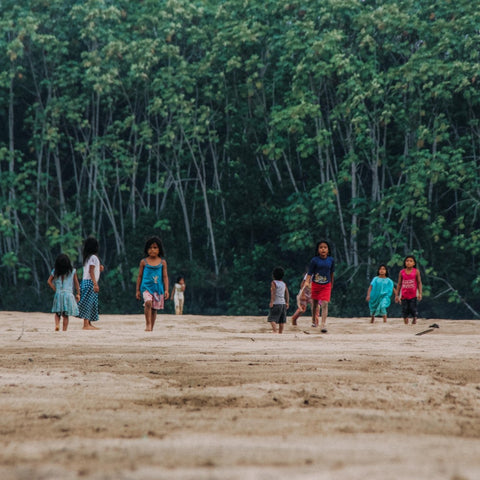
[366,264,395,323]
[48,253,80,331]
[136,236,169,331]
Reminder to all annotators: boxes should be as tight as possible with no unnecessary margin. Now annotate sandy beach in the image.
[1,311,479,480]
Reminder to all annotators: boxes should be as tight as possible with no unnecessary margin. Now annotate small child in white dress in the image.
[172,276,186,315]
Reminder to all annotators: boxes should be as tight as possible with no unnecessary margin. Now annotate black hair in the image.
[54,253,73,278]
[272,266,285,280]
[315,240,331,256]
[403,255,417,268]
[176,275,184,283]
[377,264,390,277]
[144,236,165,257]
[83,237,99,265]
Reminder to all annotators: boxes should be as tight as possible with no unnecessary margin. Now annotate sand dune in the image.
[1,311,479,479]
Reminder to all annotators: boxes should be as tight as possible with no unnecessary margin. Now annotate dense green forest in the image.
[1,0,479,318]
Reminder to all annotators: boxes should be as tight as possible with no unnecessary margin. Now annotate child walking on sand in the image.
[291,271,319,326]
[77,237,104,330]
[48,253,80,331]
[395,255,423,324]
[171,276,186,315]
[136,236,169,331]
[366,264,394,323]
[305,240,334,333]
[267,267,289,334]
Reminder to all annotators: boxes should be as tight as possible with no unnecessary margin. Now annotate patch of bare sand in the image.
[1,312,479,479]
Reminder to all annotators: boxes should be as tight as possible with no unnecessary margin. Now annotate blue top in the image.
[51,269,79,316]
[308,256,335,284]
[140,258,165,295]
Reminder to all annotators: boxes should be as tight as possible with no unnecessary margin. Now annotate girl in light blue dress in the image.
[366,264,394,323]
[48,254,80,331]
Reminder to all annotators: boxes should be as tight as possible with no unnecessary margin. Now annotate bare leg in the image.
[83,320,98,329]
[412,317,417,325]
[144,301,153,331]
[320,301,328,329]
[83,319,98,330]
[311,300,319,326]
[54,314,60,331]
[383,315,387,323]
[278,323,284,334]
[269,321,277,333]
[291,305,306,325]
[151,309,158,330]
[370,315,375,323]
[62,315,69,331]
[404,318,409,325]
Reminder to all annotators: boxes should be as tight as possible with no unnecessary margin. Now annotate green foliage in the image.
[0,0,479,318]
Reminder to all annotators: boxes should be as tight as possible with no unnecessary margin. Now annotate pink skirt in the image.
[311,282,332,302]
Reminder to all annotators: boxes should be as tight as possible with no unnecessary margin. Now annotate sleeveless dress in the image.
[51,269,79,316]
[140,258,165,296]
[140,258,165,310]
[400,268,418,299]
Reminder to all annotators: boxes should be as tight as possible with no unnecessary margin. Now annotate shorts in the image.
[268,304,287,324]
[143,291,164,310]
[401,297,418,318]
[311,282,332,302]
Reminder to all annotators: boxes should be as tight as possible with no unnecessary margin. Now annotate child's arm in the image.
[74,272,81,302]
[285,284,290,310]
[269,281,276,308]
[90,264,99,293]
[395,273,403,303]
[135,260,145,300]
[366,284,372,301]
[47,275,55,292]
[330,272,334,289]
[162,259,169,299]
[416,269,423,300]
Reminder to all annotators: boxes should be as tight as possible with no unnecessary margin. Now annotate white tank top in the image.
[273,280,286,305]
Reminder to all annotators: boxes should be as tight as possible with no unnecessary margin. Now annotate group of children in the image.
[48,236,422,334]
[268,240,423,333]
[48,236,185,331]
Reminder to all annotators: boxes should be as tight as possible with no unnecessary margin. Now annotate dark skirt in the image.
[77,279,99,322]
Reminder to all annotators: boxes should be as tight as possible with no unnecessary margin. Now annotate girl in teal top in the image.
[136,236,169,331]
[366,264,394,323]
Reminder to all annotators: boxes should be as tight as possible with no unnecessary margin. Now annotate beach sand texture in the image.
[1,312,479,480]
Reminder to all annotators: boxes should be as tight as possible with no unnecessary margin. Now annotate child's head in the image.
[83,236,99,263]
[403,255,417,268]
[377,264,389,277]
[54,253,73,277]
[176,275,185,284]
[315,240,331,257]
[144,236,165,257]
[272,266,285,281]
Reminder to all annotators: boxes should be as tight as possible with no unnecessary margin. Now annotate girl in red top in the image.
[395,255,422,325]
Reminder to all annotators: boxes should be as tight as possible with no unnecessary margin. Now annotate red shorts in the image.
[311,282,332,302]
